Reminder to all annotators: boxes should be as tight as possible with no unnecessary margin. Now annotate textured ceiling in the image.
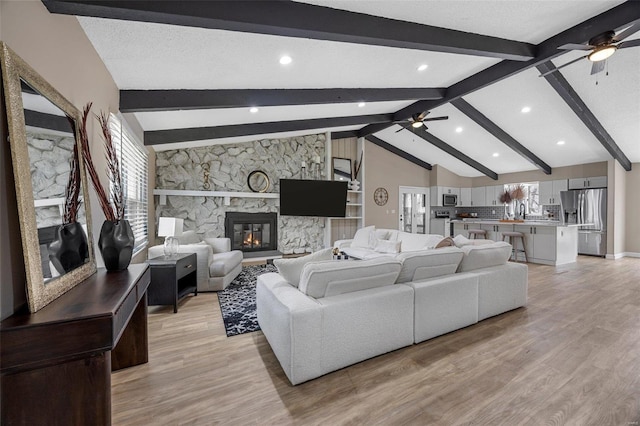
[74,1,638,176]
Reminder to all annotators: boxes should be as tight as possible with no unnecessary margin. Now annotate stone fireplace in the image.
[225,212,278,254]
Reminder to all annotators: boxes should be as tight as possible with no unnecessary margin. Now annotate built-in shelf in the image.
[346,203,363,207]
[154,189,279,206]
[348,190,362,194]
[330,216,362,220]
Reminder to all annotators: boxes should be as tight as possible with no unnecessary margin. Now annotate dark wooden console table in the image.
[0,264,150,426]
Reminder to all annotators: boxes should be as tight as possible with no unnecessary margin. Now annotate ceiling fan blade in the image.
[558,43,593,51]
[423,116,449,122]
[618,39,640,49]
[613,21,640,42]
[538,55,587,77]
[591,60,606,75]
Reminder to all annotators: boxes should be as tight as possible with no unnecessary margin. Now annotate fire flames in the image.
[244,233,260,247]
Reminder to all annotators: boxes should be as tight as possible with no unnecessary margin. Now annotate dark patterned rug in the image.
[218,264,277,337]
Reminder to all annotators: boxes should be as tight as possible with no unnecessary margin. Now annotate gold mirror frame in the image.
[1,42,96,312]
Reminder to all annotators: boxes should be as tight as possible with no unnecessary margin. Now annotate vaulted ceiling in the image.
[42,0,640,179]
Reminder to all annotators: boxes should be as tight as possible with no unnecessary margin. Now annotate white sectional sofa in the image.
[257,232,528,385]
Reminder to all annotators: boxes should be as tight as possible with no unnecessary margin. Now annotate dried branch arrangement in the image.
[510,184,526,200]
[498,189,512,204]
[62,145,81,224]
[78,102,124,222]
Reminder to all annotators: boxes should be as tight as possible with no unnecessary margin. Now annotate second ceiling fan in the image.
[394,111,448,132]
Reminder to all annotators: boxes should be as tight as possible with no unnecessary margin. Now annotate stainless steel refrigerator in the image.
[560,188,607,256]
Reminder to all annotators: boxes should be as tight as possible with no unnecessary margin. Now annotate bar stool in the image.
[502,231,528,263]
[468,229,487,239]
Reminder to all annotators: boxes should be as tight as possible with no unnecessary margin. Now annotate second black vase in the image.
[98,219,135,271]
[49,222,89,275]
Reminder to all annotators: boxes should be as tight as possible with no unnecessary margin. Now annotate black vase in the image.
[49,222,89,275]
[99,219,135,271]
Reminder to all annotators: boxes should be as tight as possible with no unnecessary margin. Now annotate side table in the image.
[147,253,197,313]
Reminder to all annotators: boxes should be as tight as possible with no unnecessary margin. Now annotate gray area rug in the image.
[218,264,277,337]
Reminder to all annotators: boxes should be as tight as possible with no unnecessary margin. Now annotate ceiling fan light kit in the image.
[587,45,617,62]
[411,121,423,128]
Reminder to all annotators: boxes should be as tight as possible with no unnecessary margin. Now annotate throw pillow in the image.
[374,238,401,254]
[453,234,472,247]
[375,229,390,240]
[273,248,333,287]
[435,236,456,249]
[352,225,375,248]
[178,230,201,245]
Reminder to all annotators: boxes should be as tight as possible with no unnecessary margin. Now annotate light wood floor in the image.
[112,256,640,425]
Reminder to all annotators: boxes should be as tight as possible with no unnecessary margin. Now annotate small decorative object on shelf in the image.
[79,103,134,271]
[349,179,361,191]
[247,170,270,193]
[312,154,321,180]
[48,144,89,274]
[301,160,307,179]
[202,163,211,190]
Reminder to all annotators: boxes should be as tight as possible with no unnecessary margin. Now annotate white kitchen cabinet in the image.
[484,185,503,206]
[452,222,471,237]
[471,187,486,207]
[460,187,472,207]
[539,179,567,205]
[481,223,513,242]
[568,176,607,189]
[514,225,557,263]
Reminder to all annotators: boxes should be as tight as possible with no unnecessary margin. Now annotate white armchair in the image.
[148,231,243,291]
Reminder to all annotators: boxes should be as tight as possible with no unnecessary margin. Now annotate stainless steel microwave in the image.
[443,194,457,206]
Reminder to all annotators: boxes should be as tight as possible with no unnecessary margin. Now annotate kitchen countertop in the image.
[450,219,585,227]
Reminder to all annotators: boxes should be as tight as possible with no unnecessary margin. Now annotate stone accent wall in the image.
[27,131,85,228]
[155,134,327,254]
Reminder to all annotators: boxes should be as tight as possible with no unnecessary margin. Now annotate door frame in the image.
[398,186,430,233]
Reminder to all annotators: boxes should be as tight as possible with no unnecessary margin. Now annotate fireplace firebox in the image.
[225,212,278,253]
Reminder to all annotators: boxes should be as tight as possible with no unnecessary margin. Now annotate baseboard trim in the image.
[606,252,640,259]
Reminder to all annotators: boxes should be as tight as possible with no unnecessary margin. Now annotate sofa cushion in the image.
[457,241,512,272]
[374,238,401,254]
[341,247,389,260]
[352,226,375,248]
[208,250,244,277]
[397,232,444,252]
[395,247,464,283]
[272,248,333,287]
[375,229,390,240]
[299,257,402,299]
[203,237,231,253]
[178,230,201,245]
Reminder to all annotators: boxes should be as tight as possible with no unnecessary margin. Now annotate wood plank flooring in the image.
[112,256,640,425]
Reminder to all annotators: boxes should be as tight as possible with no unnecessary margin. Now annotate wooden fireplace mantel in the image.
[1,264,150,425]
[154,188,279,206]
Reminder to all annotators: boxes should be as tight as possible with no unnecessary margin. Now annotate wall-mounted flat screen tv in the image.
[279,179,348,217]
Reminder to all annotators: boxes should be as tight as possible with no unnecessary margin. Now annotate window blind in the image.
[109,114,149,256]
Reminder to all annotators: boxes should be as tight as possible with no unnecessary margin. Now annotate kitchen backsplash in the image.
[432,205,560,220]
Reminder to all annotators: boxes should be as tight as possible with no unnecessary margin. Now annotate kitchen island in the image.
[452,220,580,266]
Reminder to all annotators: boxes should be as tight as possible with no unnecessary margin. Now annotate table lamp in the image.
[158,217,184,256]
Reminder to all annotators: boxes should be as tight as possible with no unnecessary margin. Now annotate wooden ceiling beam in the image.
[365,135,432,171]
[451,98,552,175]
[120,88,445,113]
[42,0,535,61]
[415,130,498,180]
[536,61,631,171]
[144,114,392,145]
[358,2,640,137]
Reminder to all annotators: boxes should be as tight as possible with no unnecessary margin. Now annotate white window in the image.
[109,114,148,256]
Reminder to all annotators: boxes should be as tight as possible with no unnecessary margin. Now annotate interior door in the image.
[399,186,429,234]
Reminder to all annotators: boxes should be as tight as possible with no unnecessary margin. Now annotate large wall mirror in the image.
[1,42,96,312]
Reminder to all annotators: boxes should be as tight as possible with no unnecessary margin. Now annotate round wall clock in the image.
[247,170,270,193]
[373,187,389,206]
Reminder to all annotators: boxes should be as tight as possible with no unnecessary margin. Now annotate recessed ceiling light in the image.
[521,106,531,113]
[492,153,500,157]
[279,55,292,65]
[455,127,463,133]
[417,64,428,71]
[249,107,259,113]
[358,102,366,108]
[557,140,565,145]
